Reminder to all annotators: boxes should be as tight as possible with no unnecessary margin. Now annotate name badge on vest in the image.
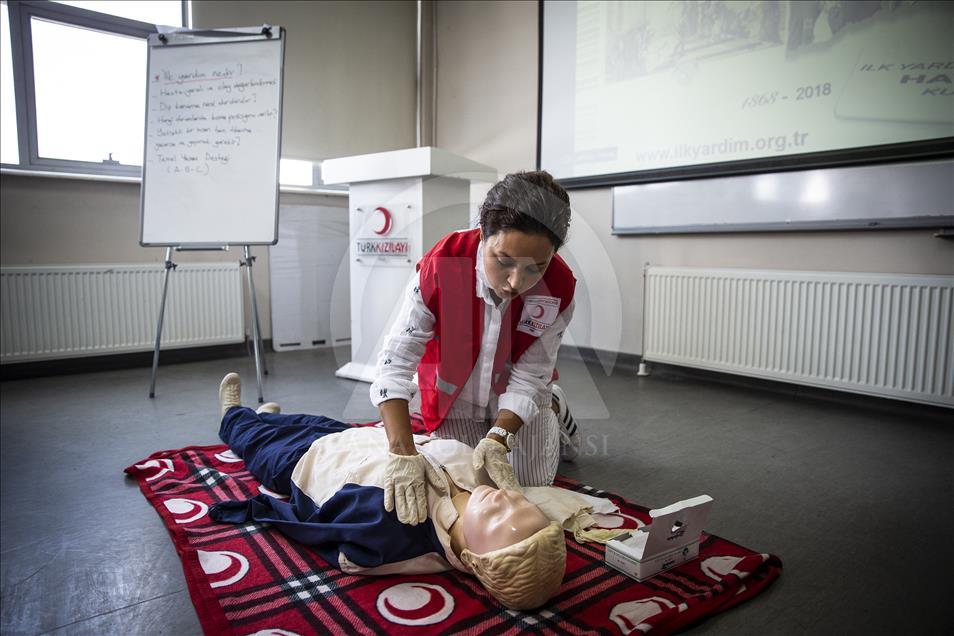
[517,295,560,337]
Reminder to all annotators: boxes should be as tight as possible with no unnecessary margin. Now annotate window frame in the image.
[4,0,188,177]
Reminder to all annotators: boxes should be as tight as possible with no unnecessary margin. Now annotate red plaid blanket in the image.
[125,445,781,635]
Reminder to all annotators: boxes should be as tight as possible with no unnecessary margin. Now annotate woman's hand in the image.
[473,438,522,492]
[383,452,431,525]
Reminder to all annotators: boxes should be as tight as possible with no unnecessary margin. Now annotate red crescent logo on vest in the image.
[374,207,393,236]
[376,582,454,625]
[530,304,546,319]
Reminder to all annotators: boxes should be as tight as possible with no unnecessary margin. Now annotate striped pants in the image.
[429,393,560,487]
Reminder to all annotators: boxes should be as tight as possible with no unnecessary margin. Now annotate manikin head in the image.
[457,485,566,610]
[479,170,571,302]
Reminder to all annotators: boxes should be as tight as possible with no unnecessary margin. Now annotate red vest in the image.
[416,229,575,432]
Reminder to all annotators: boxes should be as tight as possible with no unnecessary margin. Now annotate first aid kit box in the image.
[605,494,713,582]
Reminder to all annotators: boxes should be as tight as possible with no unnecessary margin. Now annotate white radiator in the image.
[643,267,954,408]
[1,263,244,363]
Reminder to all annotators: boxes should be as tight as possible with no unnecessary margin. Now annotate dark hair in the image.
[478,170,571,250]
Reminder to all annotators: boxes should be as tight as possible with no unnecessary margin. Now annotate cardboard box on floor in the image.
[605,495,714,582]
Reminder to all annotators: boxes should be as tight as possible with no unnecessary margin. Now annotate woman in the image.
[369,171,581,526]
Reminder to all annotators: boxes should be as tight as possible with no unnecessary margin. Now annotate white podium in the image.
[322,147,497,383]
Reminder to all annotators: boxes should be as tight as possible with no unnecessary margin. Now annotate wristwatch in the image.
[487,426,516,451]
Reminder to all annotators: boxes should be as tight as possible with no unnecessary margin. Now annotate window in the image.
[51,1,183,25]
[3,2,328,189]
[1,2,17,164]
[279,158,316,188]
[1,1,185,176]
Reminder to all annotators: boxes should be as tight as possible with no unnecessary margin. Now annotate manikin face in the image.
[481,230,555,301]
[461,485,550,554]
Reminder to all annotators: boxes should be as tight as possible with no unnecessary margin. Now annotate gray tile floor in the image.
[1,348,951,635]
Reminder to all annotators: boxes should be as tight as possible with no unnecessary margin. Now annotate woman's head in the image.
[478,171,571,300]
[458,486,566,609]
[479,170,571,250]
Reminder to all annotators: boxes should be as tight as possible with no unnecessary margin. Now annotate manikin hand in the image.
[383,452,435,525]
[473,437,522,492]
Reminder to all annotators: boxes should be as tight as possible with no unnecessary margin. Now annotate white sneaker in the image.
[256,402,281,414]
[218,373,242,417]
[552,384,581,461]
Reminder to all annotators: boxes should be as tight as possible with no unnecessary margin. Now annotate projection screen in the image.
[539,1,954,187]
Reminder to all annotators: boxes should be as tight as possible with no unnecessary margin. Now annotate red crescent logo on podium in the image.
[374,207,393,236]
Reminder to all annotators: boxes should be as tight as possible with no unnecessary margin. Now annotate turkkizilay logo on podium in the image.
[356,206,410,257]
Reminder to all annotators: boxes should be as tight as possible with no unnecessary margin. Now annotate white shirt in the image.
[369,237,574,425]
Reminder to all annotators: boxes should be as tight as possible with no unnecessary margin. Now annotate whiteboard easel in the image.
[140,25,285,402]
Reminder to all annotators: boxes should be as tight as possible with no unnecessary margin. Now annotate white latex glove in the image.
[383,452,434,525]
[473,437,522,492]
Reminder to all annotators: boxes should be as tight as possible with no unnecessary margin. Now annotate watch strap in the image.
[487,426,515,450]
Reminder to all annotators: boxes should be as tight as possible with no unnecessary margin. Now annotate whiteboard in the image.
[140,28,284,246]
[613,160,954,234]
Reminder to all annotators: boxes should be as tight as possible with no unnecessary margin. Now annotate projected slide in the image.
[540,1,954,182]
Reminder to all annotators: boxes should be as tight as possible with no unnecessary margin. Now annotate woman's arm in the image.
[379,398,416,455]
[370,273,438,524]
[475,300,575,491]
[369,271,436,442]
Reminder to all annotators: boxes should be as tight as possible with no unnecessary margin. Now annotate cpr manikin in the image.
[459,485,549,554]
[212,373,567,611]
[448,476,566,609]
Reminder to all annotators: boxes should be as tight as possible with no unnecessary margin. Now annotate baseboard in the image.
[560,345,950,418]
[6,342,949,418]
[642,361,951,418]
[558,345,642,374]
[0,340,271,381]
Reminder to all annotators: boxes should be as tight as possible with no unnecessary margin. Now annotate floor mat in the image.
[125,445,781,635]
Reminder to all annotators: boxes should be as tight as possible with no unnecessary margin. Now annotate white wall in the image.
[433,0,954,356]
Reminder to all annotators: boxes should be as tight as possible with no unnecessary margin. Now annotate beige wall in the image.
[2,1,418,344]
[192,0,418,161]
[433,0,954,355]
[4,1,950,359]
[0,174,348,338]
[435,0,538,175]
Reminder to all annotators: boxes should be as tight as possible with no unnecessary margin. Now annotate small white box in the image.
[605,494,713,582]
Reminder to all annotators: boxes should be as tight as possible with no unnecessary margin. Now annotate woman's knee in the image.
[510,405,560,486]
